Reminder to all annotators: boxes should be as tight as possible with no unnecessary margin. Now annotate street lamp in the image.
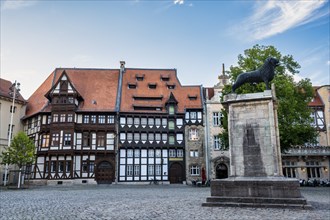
[3,80,20,186]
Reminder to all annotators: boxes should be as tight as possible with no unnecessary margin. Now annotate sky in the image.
[0,0,329,99]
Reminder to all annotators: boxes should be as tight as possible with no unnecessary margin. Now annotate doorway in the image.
[169,162,183,184]
[95,161,114,184]
[216,163,228,179]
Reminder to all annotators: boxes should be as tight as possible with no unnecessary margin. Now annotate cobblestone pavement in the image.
[0,184,329,220]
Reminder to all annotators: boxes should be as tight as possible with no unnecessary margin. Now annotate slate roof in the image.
[25,68,120,118]
[120,68,203,113]
[0,78,26,103]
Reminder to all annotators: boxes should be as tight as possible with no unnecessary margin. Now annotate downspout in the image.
[114,61,125,184]
[202,86,210,181]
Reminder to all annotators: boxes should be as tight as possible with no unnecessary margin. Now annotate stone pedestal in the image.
[203,87,311,209]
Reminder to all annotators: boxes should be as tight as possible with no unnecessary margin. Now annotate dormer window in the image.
[128,83,137,89]
[167,84,175,89]
[188,95,197,100]
[148,83,157,89]
[169,105,175,115]
[136,74,144,81]
[161,75,170,81]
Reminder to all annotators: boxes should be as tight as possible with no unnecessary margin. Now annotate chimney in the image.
[120,61,126,72]
[222,63,225,76]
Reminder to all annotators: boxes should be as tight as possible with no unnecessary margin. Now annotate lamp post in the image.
[3,80,20,186]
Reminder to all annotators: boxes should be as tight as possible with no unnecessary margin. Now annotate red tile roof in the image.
[308,86,324,107]
[25,68,119,117]
[0,78,26,103]
[120,69,202,113]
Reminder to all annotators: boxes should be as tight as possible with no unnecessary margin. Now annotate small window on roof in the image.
[188,95,197,100]
[167,84,175,89]
[161,75,170,81]
[128,83,137,89]
[148,83,157,89]
[136,74,144,81]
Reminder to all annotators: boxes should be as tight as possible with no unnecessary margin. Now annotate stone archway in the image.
[216,163,228,179]
[95,161,114,184]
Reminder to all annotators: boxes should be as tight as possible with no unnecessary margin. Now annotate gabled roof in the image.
[25,68,120,117]
[308,86,324,107]
[0,78,26,103]
[120,68,202,113]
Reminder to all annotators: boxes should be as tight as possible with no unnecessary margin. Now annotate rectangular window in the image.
[89,161,95,173]
[214,135,221,150]
[107,115,115,124]
[190,150,199,157]
[51,161,57,173]
[148,149,154,157]
[176,133,183,143]
[148,165,154,176]
[177,118,183,127]
[155,118,161,126]
[82,132,90,147]
[127,133,133,142]
[177,149,183,157]
[120,133,126,142]
[213,112,223,126]
[155,165,162,175]
[141,118,147,127]
[98,115,106,124]
[190,166,200,175]
[148,118,154,127]
[169,149,176,157]
[134,149,140,157]
[120,117,126,125]
[58,161,64,172]
[169,106,175,115]
[141,133,147,141]
[127,165,133,176]
[47,115,51,124]
[10,105,17,113]
[134,133,140,141]
[134,165,140,176]
[169,135,175,145]
[67,114,73,122]
[66,161,71,173]
[162,133,168,142]
[148,133,154,142]
[189,129,199,140]
[127,117,133,126]
[97,133,105,147]
[60,114,66,122]
[162,118,167,127]
[83,115,89,124]
[51,133,59,146]
[155,133,161,141]
[134,118,140,126]
[91,115,96,124]
[155,149,161,157]
[190,112,197,120]
[7,124,14,140]
[41,134,50,148]
[82,161,88,172]
[168,121,175,130]
[127,149,133,157]
[53,114,59,122]
[63,133,71,146]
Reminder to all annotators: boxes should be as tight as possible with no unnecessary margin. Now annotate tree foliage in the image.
[220,44,317,151]
[1,132,35,168]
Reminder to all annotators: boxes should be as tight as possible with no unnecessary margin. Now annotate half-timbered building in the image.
[117,63,203,184]
[24,68,119,184]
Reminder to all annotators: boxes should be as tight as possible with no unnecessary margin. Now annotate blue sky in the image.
[1,0,329,99]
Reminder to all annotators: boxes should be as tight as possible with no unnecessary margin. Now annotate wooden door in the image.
[95,161,114,184]
[216,163,228,179]
[169,163,183,184]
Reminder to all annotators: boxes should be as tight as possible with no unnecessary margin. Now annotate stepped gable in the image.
[0,78,26,102]
[120,68,202,113]
[25,68,120,117]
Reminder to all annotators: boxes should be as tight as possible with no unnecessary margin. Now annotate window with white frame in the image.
[127,133,133,142]
[134,133,140,141]
[282,161,297,178]
[190,165,200,175]
[155,118,161,126]
[169,135,175,145]
[189,128,199,140]
[63,133,71,146]
[162,133,168,142]
[141,133,147,141]
[58,161,64,172]
[176,118,183,127]
[91,115,96,123]
[67,114,73,122]
[127,165,133,176]
[134,165,140,176]
[148,133,154,142]
[162,118,167,127]
[51,133,59,146]
[127,117,133,126]
[51,161,57,173]
[190,150,199,157]
[134,117,140,126]
[97,133,105,147]
[98,115,106,124]
[148,118,154,127]
[155,165,162,175]
[169,149,176,157]
[120,133,126,142]
[214,135,221,150]
[41,134,50,148]
[190,112,197,120]
[60,114,66,122]
[107,115,115,124]
[156,149,161,157]
[83,115,89,123]
[176,133,183,143]
[134,149,140,157]
[127,149,133,157]
[213,112,223,126]
[120,117,126,125]
[148,165,154,175]
[168,120,175,130]
[177,149,183,157]
[155,133,161,141]
[306,161,322,178]
[53,114,59,122]
[169,105,175,115]
[148,149,154,157]
[141,118,147,126]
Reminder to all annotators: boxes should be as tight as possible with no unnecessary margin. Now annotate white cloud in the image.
[327,60,330,65]
[1,0,38,10]
[174,0,184,5]
[231,0,328,41]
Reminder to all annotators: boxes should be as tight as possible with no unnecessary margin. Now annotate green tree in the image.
[220,44,317,151]
[1,131,35,188]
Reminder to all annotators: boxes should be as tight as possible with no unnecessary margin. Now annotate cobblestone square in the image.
[0,185,329,220]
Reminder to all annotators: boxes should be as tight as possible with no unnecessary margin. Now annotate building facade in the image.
[204,68,230,180]
[24,69,119,185]
[0,78,26,185]
[282,85,330,182]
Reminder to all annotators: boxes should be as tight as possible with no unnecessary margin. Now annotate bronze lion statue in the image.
[232,57,280,92]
